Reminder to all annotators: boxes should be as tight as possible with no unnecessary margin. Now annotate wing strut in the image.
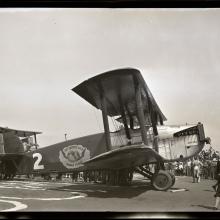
[145,89,159,152]
[134,76,148,146]
[119,94,131,144]
[151,111,159,152]
[99,83,111,151]
[34,134,38,149]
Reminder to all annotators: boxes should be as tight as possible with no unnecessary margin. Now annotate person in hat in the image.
[213,158,220,210]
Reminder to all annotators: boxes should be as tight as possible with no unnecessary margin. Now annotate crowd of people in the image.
[43,168,134,186]
[166,146,220,182]
[164,146,220,210]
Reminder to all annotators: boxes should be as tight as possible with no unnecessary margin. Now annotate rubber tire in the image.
[151,170,173,191]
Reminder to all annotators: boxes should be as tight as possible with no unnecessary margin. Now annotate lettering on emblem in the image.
[59,145,90,169]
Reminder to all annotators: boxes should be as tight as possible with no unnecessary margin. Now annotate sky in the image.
[0,8,220,151]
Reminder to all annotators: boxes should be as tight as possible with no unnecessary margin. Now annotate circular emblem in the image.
[59,145,90,169]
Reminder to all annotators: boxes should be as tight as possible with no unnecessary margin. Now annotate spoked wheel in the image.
[151,170,173,191]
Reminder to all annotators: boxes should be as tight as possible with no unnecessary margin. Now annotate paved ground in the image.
[0,175,218,213]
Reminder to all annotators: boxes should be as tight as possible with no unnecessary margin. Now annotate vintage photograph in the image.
[0,8,220,215]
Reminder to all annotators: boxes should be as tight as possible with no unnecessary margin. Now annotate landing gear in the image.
[134,164,175,191]
[83,169,133,186]
[151,170,173,191]
[0,173,15,180]
[0,159,17,181]
[42,173,51,181]
[106,169,133,186]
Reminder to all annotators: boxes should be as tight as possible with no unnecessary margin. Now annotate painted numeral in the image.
[33,153,44,170]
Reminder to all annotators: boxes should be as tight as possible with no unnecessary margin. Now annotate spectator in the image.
[212,158,220,191]
[210,158,218,180]
[207,160,212,179]
[72,172,79,182]
[186,160,192,176]
[173,161,178,175]
[83,171,88,182]
[178,162,184,176]
[213,158,220,210]
[202,160,209,179]
[167,162,174,175]
[192,157,203,183]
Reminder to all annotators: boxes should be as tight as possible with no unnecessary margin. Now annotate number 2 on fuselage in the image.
[33,152,44,170]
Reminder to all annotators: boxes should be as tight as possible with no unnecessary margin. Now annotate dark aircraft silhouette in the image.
[0,68,210,190]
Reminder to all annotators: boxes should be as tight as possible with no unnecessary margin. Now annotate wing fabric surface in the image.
[72,68,166,125]
[0,126,41,137]
[83,144,163,170]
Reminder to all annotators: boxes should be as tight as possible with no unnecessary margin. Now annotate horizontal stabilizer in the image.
[0,126,41,137]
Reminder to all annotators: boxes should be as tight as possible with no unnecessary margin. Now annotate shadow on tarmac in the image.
[204,189,215,193]
[191,204,217,211]
[47,180,154,199]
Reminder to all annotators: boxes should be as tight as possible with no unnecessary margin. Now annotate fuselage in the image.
[0,123,207,175]
[155,124,205,161]
[110,123,205,162]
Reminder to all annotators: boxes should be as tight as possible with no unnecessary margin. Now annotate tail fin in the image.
[2,132,24,154]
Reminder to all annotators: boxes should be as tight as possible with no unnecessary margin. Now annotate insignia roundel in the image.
[59,145,90,169]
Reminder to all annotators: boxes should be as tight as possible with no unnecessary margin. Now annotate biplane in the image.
[0,68,210,190]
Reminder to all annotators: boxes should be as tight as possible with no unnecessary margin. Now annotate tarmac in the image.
[0,174,218,216]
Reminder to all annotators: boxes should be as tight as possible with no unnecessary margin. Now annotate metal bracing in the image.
[99,84,111,151]
[134,76,148,146]
[134,167,153,179]
[34,134,38,149]
[119,95,131,144]
[151,111,159,152]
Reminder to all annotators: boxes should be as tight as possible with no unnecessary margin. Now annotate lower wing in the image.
[83,144,163,170]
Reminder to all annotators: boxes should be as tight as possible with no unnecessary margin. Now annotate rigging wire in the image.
[93,109,102,133]
[111,117,124,146]
[93,107,124,147]
[111,117,120,146]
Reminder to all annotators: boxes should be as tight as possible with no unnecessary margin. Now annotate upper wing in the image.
[83,144,164,170]
[0,126,41,137]
[72,68,166,125]
[115,114,151,127]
